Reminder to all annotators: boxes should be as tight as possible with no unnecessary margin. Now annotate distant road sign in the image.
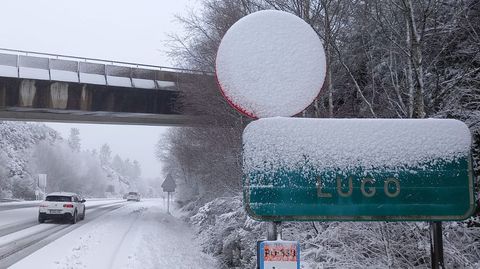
[38,174,47,189]
[161,173,176,193]
[243,118,475,221]
[259,241,300,269]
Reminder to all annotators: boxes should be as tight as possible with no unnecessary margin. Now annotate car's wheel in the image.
[80,208,85,220]
[38,216,45,223]
[71,210,77,224]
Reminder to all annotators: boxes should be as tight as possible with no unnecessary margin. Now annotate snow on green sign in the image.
[243,118,475,221]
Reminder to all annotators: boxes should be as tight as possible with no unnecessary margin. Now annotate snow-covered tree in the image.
[67,128,81,152]
[99,144,112,166]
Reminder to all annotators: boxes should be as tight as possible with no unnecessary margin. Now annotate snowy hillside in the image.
[0,122,59,199]
[0,122,133,199]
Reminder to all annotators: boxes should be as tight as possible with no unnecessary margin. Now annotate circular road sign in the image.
[216,10,326,118]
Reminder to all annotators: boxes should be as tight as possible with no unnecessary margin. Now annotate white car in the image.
[126,192,140,202]
[38,192,86,224]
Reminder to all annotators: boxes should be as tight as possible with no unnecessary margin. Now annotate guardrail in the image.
[0,48,209,90]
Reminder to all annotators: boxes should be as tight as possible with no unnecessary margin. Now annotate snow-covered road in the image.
[7,199,216,269]
[0,200,125,236]
[0,200,127,267]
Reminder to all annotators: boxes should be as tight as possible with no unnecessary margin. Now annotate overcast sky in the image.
[0,0,197,178]
[0,0,196,66]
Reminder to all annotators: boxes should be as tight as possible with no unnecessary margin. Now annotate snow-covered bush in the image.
[299,221,480,268]
[190,196,264,268]
[189,196,480,268]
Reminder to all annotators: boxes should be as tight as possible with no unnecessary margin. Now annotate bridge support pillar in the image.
[80,85,92,110]
[0,83,5,107]
[19,80,36,107]
[50,82,69,109]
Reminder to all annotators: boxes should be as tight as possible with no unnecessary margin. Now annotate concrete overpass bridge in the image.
[0,48,209,126]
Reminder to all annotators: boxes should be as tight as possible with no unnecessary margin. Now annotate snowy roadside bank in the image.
[185,196,480,268]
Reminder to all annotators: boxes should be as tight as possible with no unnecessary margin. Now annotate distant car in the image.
[126,192,140,202]
[38,192,86,224]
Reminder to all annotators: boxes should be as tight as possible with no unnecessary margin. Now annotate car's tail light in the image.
[63,204,74,208]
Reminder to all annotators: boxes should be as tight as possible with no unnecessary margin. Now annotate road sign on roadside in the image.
[258,241,300,269]
[162,173,177,214]
[38,174,47,189]
[215,10,326,118]
[243,118,474,221]
[161,173,176,193]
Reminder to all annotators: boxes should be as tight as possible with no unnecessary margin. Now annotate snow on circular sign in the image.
[215,10,326,118]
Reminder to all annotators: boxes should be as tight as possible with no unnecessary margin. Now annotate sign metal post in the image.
[161,173,176,214]
[267,222,282,241]
[430,221,445,269]
[38,174,47,200]
[167,192,170,214]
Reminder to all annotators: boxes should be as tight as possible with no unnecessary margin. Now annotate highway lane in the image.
[0,200,126,237]
[0,202,40,212]
[0,200,127,268]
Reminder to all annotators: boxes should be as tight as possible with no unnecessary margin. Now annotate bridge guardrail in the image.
[0,48,211,90]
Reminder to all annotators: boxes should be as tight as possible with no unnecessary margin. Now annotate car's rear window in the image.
[46,195,72,202]
[128,192,138,195]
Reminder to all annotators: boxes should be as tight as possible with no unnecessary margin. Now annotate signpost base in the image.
[430,221,444,269]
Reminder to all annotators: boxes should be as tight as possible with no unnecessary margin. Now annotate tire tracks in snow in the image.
[0,201,126,237]
[107,206,147,269]
[0,203,40,212]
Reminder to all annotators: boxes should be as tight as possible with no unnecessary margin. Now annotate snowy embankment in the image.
[11,199,217,269]
[187,196,480,268]
[189,196,263,268]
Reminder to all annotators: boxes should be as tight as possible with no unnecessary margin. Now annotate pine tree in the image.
[67,128,81,152]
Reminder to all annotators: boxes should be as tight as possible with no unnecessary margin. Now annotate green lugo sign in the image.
[243,118,475,221]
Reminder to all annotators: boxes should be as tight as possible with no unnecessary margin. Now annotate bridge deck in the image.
[0,48,202,90]
[0,49,209,126]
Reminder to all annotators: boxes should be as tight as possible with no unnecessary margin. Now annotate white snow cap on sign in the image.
[243,118,471,174]
[216,10,326,118]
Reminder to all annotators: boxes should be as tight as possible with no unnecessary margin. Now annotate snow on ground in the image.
[10,199,217,269]
[0,201,40,208]
[0,207,38,227]
[0,198,122,208]
[0,223,60,247]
